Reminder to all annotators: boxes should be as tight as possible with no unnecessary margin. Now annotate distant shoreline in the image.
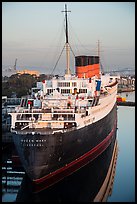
[117,89,135,93]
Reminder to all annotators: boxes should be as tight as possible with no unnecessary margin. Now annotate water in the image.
[107,91,135,202]
[2,92,135,202]
[108,106,135,202]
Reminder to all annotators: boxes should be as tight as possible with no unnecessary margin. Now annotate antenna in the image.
[97,41,104,74]
[62,4,71,75]
[97,40,100,63]
[62,4,71,44]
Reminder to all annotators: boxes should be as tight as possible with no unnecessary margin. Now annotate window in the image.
[47,89,53,94]
[61,89,70,94]
[58,82,70,87]
[79,89,87,93]
[72,82,77,87]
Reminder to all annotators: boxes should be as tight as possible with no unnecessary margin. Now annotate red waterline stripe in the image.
[33,119,117,191]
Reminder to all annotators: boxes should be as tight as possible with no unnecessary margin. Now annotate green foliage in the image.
[2,73,37,97]
[2,73,54,98]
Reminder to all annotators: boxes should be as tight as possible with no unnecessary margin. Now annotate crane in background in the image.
[13,58,17,71]
[3,58,17,72]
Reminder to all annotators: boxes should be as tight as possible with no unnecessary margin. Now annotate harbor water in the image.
[2,91,135,202]
[108,91,135,202]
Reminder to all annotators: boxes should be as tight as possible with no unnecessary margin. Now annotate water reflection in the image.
[2,130,118,202]
[2,145,25,202]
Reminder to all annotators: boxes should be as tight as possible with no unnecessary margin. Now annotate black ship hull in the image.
[12,103,117,191]
[15,125,118,201]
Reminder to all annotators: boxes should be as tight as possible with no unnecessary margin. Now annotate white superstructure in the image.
[9,74,118,135]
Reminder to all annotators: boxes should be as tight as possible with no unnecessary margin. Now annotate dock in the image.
[117,101,135,106]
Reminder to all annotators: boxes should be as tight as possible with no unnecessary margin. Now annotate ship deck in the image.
[11,126,76,135]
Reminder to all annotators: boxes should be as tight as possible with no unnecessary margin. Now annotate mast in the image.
[97,40,101,74]
[98,40,104,74]
[97,40,100,64]
[62,4,71,75]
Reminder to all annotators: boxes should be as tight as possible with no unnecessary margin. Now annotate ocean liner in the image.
[9,4,118,191]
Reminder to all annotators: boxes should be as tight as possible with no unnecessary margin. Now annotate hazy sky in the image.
[2,2,135,76]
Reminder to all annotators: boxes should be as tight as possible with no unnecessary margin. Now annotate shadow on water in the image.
[2,143,25,202]
[2,130,118,202]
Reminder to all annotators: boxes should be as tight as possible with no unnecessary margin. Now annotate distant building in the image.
[17,69,40,76]
[117,76,135,91]
[118,76,135,86]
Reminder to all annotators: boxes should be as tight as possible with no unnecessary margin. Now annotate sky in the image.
[2,2,135,76]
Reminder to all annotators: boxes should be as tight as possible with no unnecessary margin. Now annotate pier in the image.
[117,101,135,106]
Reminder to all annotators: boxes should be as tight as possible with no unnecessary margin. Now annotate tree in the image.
[2,73,37,97]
